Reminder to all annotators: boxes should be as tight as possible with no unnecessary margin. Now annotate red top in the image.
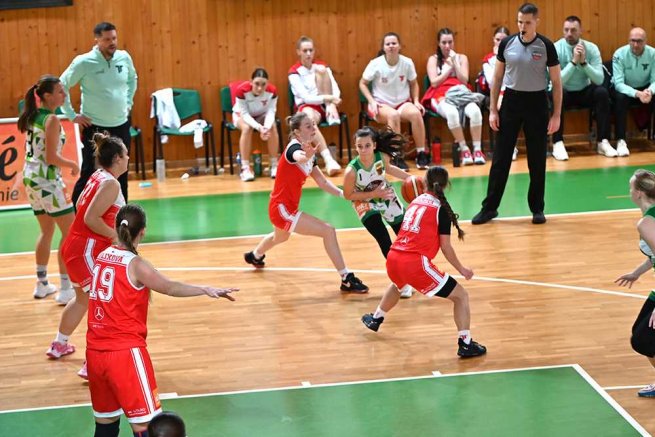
[391,193,444,259]
[269,140,315,212]
[87,246,150,351]
[70,169,125,245]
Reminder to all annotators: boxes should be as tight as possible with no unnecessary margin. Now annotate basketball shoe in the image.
[457,338,487,358]
[244,251,265,268]
[55,286,75,305]
[361,313,384,332]
[77,361,88,380]
[46,341,75,359]
[340,273,368,293]
[34,281,57,299]
[415,151,430,169]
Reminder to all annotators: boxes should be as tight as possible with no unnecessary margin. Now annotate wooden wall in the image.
[1,0,653,165]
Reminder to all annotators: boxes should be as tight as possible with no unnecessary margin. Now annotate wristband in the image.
[580,61,587,67]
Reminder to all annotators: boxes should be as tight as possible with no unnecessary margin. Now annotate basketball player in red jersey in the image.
[87,204,237,437]
[362,166,486,357]
[46,133,128,378]
[244,112,368,293]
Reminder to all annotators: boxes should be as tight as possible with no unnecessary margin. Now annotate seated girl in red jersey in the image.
[244,112,369,293]
[47,132,129,378]
[361,166,486,358]
[232,68,280,181]
[87,204,237,437]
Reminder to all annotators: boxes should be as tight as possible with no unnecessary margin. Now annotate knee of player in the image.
[466,108,483,126]
[630,334,653,356]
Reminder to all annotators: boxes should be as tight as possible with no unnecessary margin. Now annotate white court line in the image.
[572,364,650,436]
[604,385,649,391]
[0,266,648,301]
[0,207,642,258]
[300,381,312,387]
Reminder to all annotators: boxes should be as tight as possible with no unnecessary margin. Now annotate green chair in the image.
[358,87,375,129]
[151,88,217,175]
[130,126,146,180]
[287,85,352,162]
[219,85,283,175]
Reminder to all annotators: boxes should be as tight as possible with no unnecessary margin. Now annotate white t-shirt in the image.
[362,54,417,107]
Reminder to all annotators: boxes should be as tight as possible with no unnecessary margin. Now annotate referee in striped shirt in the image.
[472,3,562,225]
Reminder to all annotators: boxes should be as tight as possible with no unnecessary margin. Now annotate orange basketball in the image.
[401,176,426,203]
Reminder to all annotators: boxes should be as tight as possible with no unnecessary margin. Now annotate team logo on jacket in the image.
[531,51,543,61]
[116,65,123,74]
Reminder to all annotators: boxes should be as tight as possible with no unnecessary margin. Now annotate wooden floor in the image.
[2,149,655,434]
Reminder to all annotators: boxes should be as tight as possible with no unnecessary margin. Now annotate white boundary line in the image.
[0,207,642,258]
[572,364,650,436]
[604,385,649,391]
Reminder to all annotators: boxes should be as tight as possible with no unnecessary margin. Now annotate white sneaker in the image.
[55,286,75,305]
[597,139,618,157]
[33,282,57,299]
[77,361,88,380]
[460,149,474,166]
[270,165,277,179]
[616,139,630,157]
[399,285,413,298]
[240,167,255,182]
[512,147,518,161]
[325,158,342,176]
[326,113,341,126]
[551,141,569,161]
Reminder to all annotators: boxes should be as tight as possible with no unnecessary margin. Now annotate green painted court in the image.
[0,365,646,436]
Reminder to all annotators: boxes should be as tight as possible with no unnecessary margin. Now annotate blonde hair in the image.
[633,169,655,199]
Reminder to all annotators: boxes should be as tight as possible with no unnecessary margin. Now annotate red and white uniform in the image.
[232,80,278,130]
[422,54,472,110]
[268,140,315,232]
[61,169,125,291]
[288,60,341,115]
[386,193,456,297]
[362,54,417,109]
[87,246,162,424]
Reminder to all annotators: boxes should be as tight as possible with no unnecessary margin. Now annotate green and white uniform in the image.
[639,206,655,264]
[22,108,74,216]
[347,151,404,224]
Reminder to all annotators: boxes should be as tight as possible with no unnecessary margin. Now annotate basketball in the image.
[401,176,426,203]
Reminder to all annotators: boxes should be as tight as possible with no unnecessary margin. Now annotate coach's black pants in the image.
[552,84,610,143]
[612,86,653,141]
[481,89,548,214]
[71,121,131,206]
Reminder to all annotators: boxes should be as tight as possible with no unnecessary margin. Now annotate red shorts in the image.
[269,202,302,232]
[386,250,456,298]
[297,104,326,120]
[61,235,110,292]
[87,347,162,424]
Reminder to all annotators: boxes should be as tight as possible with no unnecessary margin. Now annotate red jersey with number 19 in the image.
[87,246,150,352]
[391,193,443,259]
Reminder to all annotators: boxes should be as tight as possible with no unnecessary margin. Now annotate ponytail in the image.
[425,165,464,240]
[18,75,61,133]
[115,204,147,255]
[354,126,406,158]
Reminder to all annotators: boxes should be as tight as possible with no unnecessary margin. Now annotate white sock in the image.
[458,142,469,152]
[36,264,48,285]
[55,332,69,344]
[60,274,71,290]
[373,307,386,319]
[320,149,334,162]
[458,330,471,345]
[270,157,278,167]
[252,249,264,259]
[241,160,250,170]
[473,141,482,151]
[339,268,349,280]
[415,147,425,153]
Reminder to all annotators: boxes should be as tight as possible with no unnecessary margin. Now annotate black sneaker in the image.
[244,251,265,268]
[361,313,384,332]
[457,338,487,358]
[415,151,430,169]
[471,209,498,225]
[340,273,369,293]
[392,155,410,172]
[532,211,546,224]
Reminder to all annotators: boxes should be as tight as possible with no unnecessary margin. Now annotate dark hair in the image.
[633,169,655,199]
[354,126,405,158]
[377,32,401,57]
[147,411,186,437]
[286,112,309,140]
[251,68,269,80]
[425,166,464,240]
[565,15,581,25]
[17,75,61,133]
[436,28,454,69]
[296,35,313,49]
[115,204,146,255]
[92,132,125,169]
[93,22,116,37]
[494,26,511,36]
[518,2,539,15]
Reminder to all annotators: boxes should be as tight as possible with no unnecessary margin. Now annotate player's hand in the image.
[204,287,238,300]
[73,114,92,128]
[547,114,560,135]
[368,102,380,117]
[615,272,639,288]
[459,266,474,280]
[70,162,80,176]
[489,110,500,131]
[371,185,395,200]
[414,101,425,116]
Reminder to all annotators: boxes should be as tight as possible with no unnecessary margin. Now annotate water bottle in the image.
[155,159,166,182]
[235,152,241,167]
[431,137,442,165]
[253,150,262,176]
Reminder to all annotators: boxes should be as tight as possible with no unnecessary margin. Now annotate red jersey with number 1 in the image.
[391,193,443,259]
[87,246,150,352]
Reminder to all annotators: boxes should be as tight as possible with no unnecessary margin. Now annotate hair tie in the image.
[120,219,129,226]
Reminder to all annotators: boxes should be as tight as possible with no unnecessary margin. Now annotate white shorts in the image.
[24,179,74,217]
[233,113,266,130]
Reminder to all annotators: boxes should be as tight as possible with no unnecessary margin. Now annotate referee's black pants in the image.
[71,121,131,206]
[481,89,549,214]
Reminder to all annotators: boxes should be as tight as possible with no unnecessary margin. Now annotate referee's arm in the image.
[547,64,562,134]
[489,59,505,131]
